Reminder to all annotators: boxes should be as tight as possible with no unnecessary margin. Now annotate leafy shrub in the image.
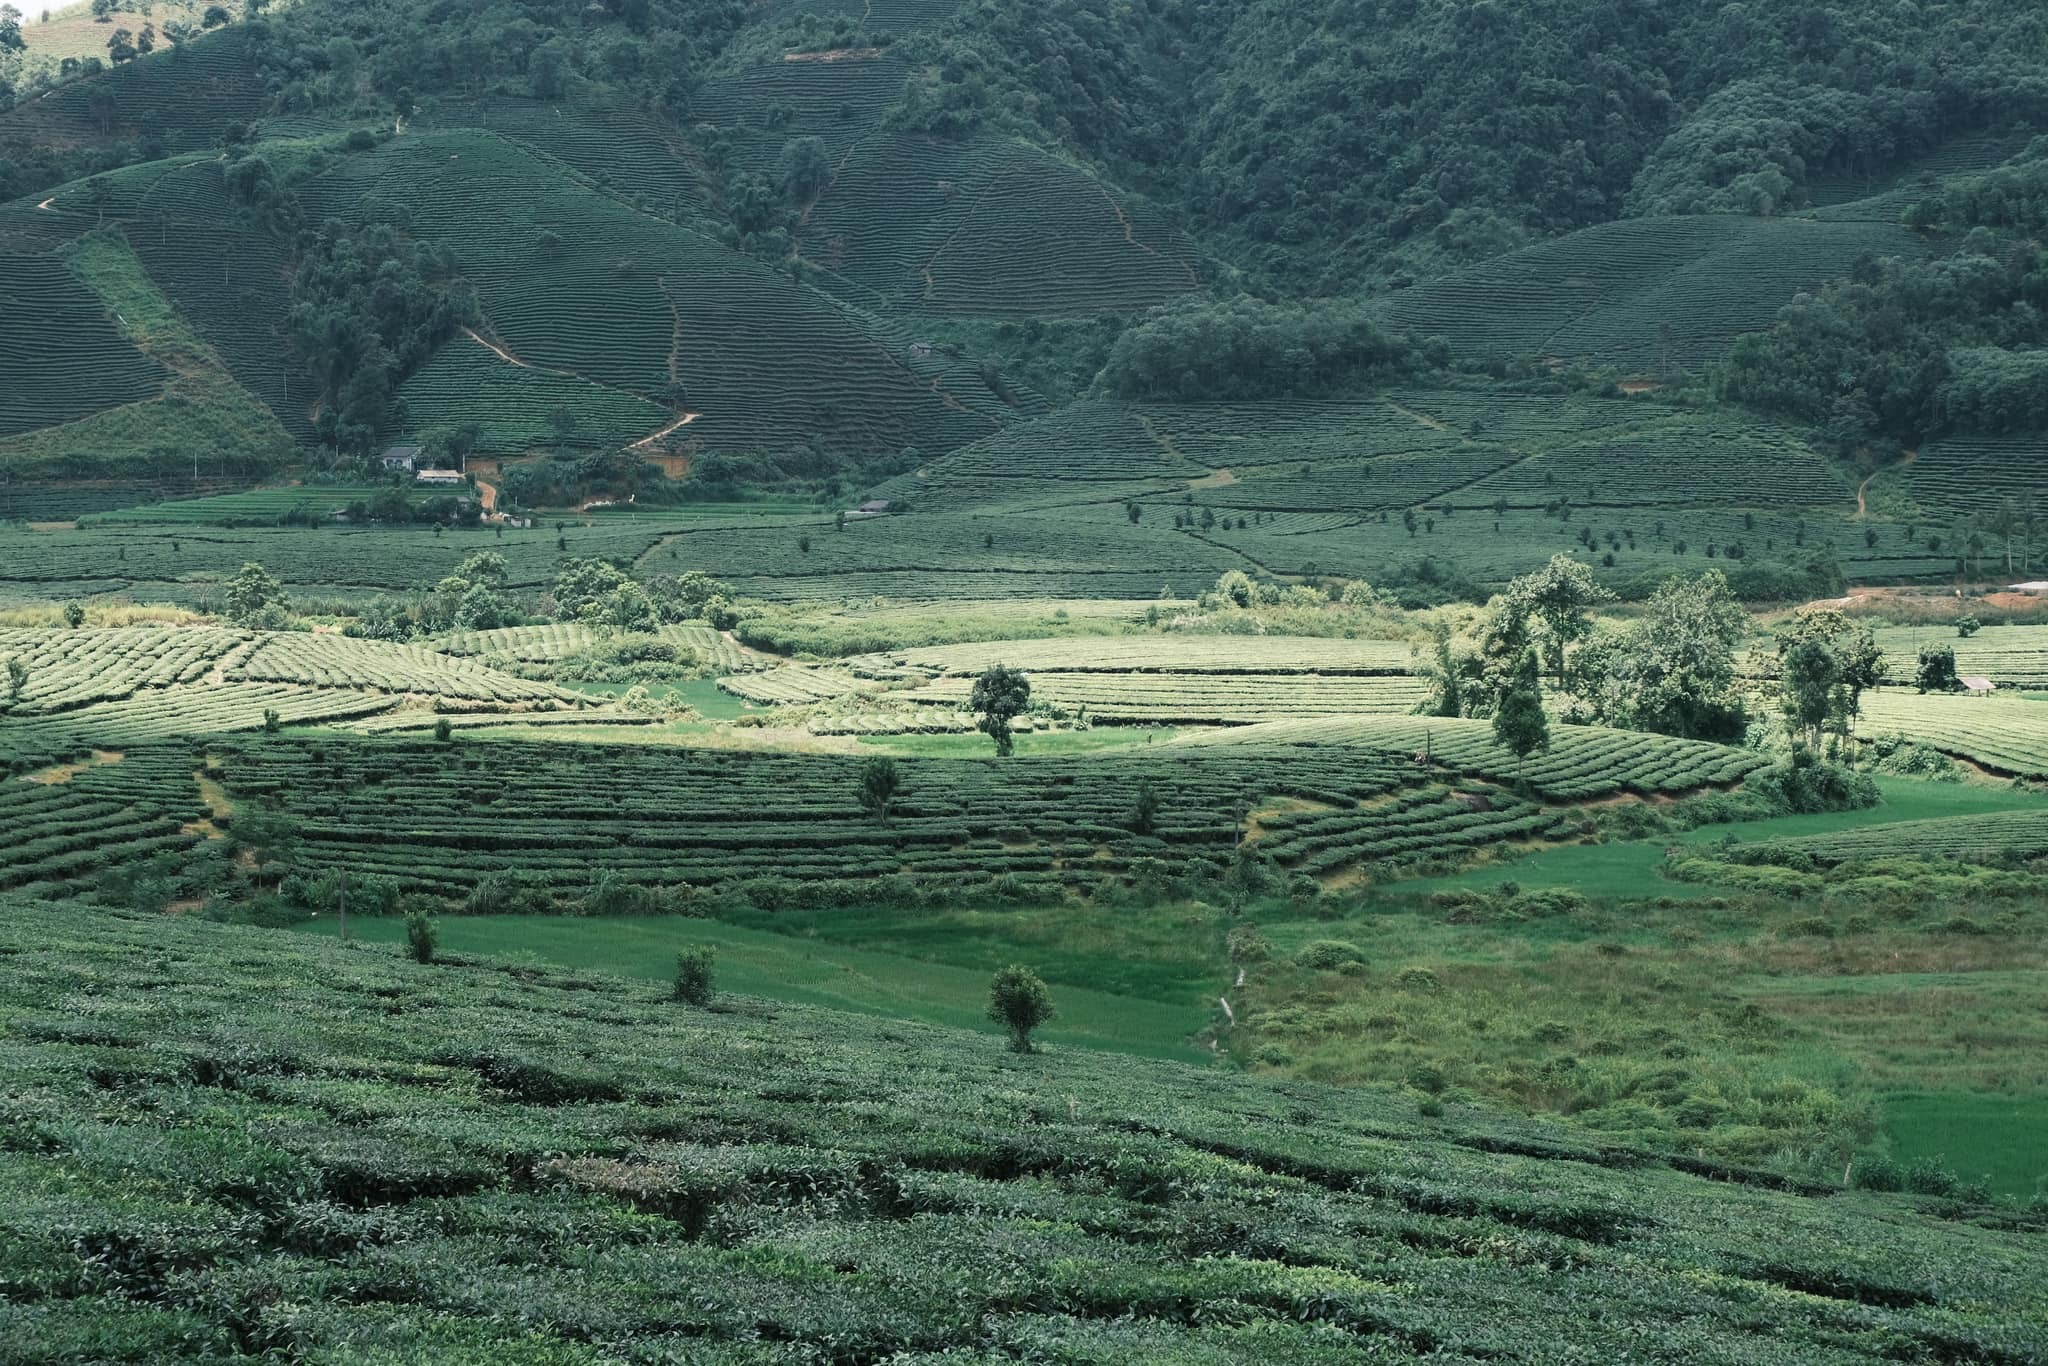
[1407,1063,1448,1095]
[1903,1157,1961,1197]
[1226,925,1270,963]
[1395,966,1441,992]
[1293,939,1367,971]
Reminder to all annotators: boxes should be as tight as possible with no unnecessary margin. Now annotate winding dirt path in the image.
[1099,184,1200,287]
[35,197,56,212]
[462,326,532,369]
[630,412,698,452]
[1855,448,1915,518]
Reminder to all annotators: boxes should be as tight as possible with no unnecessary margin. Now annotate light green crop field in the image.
[301,912,1216,1062]
[1884,1091,2048,1200]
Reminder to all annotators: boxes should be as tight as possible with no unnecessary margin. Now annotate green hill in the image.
[2,0,2046,584]
[3,900,2042,1362]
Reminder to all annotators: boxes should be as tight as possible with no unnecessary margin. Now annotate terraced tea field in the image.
[292,131,1001,457]
[1872,625,2048,689]
[0,627,584,770]
[802,134,1199,316]
[396,337,673,453]
[1385,213,1927,370]
[433,622,771,674]
[723,633,1435,722]
[1748,807,2048,864]
[0,747,207,896]
[1903,433,2048,517]
[1859,692,2048,779]
[0,251,166,436]
[197,715,1772,901]
[1172,716,1768,801]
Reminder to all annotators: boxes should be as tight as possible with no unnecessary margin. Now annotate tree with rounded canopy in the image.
[858,755,901,822]
[1214,570,1255,608]
[970,664,1031,757]
[987,964,1055,1053]
[224,562,289,625]
[1503,553,1615,686]
[1915,642,1959,694]
[1572,570,1750,741]
[1491,649,1550,778]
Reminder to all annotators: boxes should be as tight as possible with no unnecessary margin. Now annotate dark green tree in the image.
[858,755,901,822]
[970,664,1030,757]
[1128,779,1160,835]
[1915,643,1959,694]
[987,964,1054,1053]
[673,944,715,1005]
[404,906,437,964]
[1491,650,1550,778]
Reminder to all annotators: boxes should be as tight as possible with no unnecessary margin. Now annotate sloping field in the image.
[846,635,1421,680]
[1872,625,2048,689]
[432,622,772,674]
[0,30,273,155]
[5,901,2041,1360]
[1748,807,2048,864]
[0,683,397,770]
[293,131,1001,457]
[1859,692,2048,778]
[0,251,166,436]
[1901,433,2048,518]
[1386,214,1928,369]
[0,626,578,770]
[803,133,1199,315]
[1172,716,1767,801]
[899,671,1431,723]
[207,736,1452,895]
[396,337,673,453]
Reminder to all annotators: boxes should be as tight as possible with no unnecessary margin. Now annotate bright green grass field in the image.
[1407,777,2048,897]
[303,912,1216,1063]
[1884,1091,2048,1201]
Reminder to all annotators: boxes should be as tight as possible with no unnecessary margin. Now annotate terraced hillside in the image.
[1385,213,1929,372]
[0,626,583,772]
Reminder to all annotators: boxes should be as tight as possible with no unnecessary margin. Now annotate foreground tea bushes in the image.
[0,902,2042,1362]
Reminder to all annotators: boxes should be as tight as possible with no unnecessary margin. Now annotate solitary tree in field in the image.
[1916,643,1959,694]
[674,944,715,1005]
[971,664,1030,757]
[1492,649,1550,781]
[858,755,901,822]
[405,907,437,964]
[1128,779,1160,835]
[987,964,1054,1053]
[61,602,84,629]
[5,656,26,699]
[224,561,288,624]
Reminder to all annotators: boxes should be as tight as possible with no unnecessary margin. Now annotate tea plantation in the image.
[3,902,2043,1363]
[7,0,2048,1350]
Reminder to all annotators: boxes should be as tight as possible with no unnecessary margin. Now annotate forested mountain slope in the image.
[0,0,2043,587]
